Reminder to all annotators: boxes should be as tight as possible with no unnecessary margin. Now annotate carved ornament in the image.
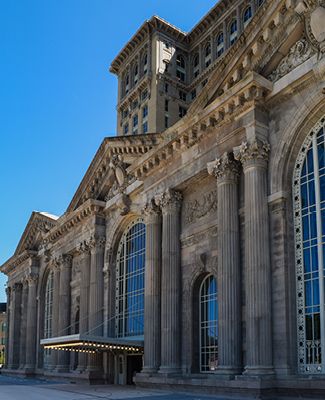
[155,189,183,212]
[142,198,161,221]
[234,140,270,168]
[268,38,315,82]
[207,152,240,182]
[183,190,218,226]
[105,155,136,202]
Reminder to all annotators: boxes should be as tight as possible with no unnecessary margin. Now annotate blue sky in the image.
[0,0,217,302]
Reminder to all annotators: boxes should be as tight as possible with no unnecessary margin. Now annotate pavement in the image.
[0,375,242,400]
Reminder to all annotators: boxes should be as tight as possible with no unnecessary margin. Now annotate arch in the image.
[293,115,325,374]
[229,19,238,45]
[204,42,212,68]
[216,31,224,58]
[115,217,146,338]
[243,6,252,28]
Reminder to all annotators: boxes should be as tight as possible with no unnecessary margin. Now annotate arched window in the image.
[293,116,325,374]
[229,19,238,45]
[142,53,148,75]
[216,32,224,58]
[44,271,54,367]
[204,42,212,68]
[133,63,139,86]
[243,6,252,28]
[176,54,186,82]
[200,274,218,373]
[193,53,200,78]
[116,219,146,338]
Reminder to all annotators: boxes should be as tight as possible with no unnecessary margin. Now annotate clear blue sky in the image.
[0,0,217,302]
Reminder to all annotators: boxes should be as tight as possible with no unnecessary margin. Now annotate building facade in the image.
[0,303,7,366]
[1,0,325,397]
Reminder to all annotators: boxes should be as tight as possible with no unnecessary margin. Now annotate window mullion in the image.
[312,135,325,372]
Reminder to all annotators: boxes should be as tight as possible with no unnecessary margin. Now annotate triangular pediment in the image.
[14,211,58,256]
[67,133,163,212]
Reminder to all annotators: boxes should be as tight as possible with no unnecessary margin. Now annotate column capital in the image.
[89,235,106,253]
[77,240,91,256]
[27,273,38,286]
[142,198,161,222]
[234,139,270,170]
[59,254,73,269]
[155,189,183,213]
[12,282,23,292]
[207,152,240,184]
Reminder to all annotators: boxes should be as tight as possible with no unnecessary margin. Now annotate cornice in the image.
[0,250,38,276]
[130,71,273,180]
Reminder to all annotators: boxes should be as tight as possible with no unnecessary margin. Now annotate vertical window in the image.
[294,116,325,374]
[200,275,218,373]
[133,63,139,85]
[115,220,146,338]
[165,115,169,129]
[229,19,238,45]
[165,99,169,112]
[125,74,130,95]
[243,6,252,28]
[143,53,148,75]
[44,271,54,368]
[176,54,186,82]
[193,53,200,78]
[179,106,187,118]
[216,32,224,57]
[164,82,169,93]
[123,123,129,135]
[204,42,212,68]
[132,114,138,134]
[179,90,187,102]
[142,105,148,134]
[191,89,197,100]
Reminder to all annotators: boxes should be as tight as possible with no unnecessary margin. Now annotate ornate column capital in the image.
[12,282,23,292]
[142,198,161,223]
[27,273,39,286]
[78,240,91,256]
[89,235,106,253]
[207,152,240,184]
[234,140,270,170]
[155,189,183,214]
[58,254,73,270]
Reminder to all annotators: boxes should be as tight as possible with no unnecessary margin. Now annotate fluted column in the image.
[208,152,242,375]
[25,273,38,371]
[77,241,91,372]
[8,283,22,369]
[142,199,161,373]
[157,189,182,374]
[50,260,60,370]
[56,254,73,372]
[234,140,273,376]
[19,281,29,369]
[4,287,11,369]
[87,235,105,373]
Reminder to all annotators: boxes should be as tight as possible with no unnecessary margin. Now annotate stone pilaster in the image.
[207,152,242,375]
[142,199,161,373]
[8,283,22,369]
[56,254,73,372]
[19,281,29,369]
[50,260,60,370]
[234,140,274,376]
[87,235,105,374]
[77,241,91,372]
[25,273,38,372]
[157,189,182,374]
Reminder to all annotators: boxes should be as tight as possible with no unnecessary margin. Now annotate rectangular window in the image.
[123,124,129,135]
[142,105,148,119]
[133,114,138,134]
[141,89,148,101]
[179,90,187,101]
[165,83,169,93]
[202,79,208,87]
[176,70,185,82]
[179,106,187,118]
[165,99,169,112]
[143,121,148,134]
[191,89,197,100]
[132,100,138,110]
[165,115,169,129]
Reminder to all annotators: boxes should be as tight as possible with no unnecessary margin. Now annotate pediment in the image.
[14,212,58,256]
[67,133,163,212]
[188,0,317,115]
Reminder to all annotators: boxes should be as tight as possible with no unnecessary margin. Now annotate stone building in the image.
[0,303,7,366]
[1,0,325,397]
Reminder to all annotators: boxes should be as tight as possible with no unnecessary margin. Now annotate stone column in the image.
[25,273,38,372]
[56,254,73,372]
[77,241,91,372]
[4,287,11,368]
[8,283,22,369]
[208,152,242,375]
[157,189,182,374]
[142,199,161,373]
[19,281,29,369]
[234,140,273,376]
[50,260,60,370]
[87,235,105,374]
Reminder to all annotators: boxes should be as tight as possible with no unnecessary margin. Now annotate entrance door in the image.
[117,355,125,385]
[126,355,143,385]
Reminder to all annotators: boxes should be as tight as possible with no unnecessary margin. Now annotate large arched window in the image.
[200,274,218,373]
[44,271,54,367]
[115,219,146,338]
[293,116,325,374]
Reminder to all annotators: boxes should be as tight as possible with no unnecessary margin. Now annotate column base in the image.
[55,365,70,373]
[242,366,274,379]
[158,366,182,376]
[215,366,242,379]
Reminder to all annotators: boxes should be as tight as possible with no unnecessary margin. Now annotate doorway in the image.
[126,355,143,385]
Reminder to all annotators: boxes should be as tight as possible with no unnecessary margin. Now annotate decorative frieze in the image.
[183,190,218,226]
